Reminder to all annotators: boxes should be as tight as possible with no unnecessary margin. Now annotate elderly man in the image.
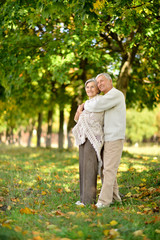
[84,73,126,208]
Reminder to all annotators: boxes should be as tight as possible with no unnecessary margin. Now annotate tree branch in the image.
[99,33,122,52]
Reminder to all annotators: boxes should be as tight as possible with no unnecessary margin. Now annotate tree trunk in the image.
[116,51,133,97]
[27,120,35,147]
[67,96,78,149]
[37,112,43,147]
[18,130,21,145]
[58,108,64,149]
[46,110,53,148]
[10,127,14,144]
[0,133,2,143]
[28,130,32,147]
[67,58,88,149]
[117,46,139,97]
[6,127,11,144]
[117,61,131,97]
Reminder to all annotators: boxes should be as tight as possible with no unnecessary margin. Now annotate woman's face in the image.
[85,81,99,98]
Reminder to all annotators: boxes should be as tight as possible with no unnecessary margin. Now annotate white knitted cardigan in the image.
[72,95,104,175]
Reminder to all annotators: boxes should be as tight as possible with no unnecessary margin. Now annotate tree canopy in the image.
[0,0,159,146]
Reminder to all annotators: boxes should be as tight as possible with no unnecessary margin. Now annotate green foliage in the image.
[126,108,158,143]
[0,0,159,136]
[67,0,160,107]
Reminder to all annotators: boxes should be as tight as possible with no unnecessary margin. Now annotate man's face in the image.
[96,75,112,94]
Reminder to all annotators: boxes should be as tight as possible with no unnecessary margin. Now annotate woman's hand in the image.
[74,103,85,122]
[77,103,84,112]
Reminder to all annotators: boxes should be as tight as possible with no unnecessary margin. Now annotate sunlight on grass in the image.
[124,144,160,156]
[119,163,128,172]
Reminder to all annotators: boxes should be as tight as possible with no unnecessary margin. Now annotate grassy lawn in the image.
[0,144,160,240]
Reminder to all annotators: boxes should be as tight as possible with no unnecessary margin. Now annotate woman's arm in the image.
[74,103,84,122]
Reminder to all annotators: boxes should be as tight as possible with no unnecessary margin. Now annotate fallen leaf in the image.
[110,220,118,226]
[58,204,64,209]
[153,206,159,213]
[148,187,156,192]
[47,183,51,188]
[97,213,102,216]
[54,175,60,179]
[56,188,63,193]
[19,73,23,77]
[7,206,12,211]
[103,229,109,236]
[0,197,4,202]
[60,238,71,240]
[77,231,83,237]
[143,207,152,212]
[141,178,147,182]
[133,230,143,236]
[143,236,150,240]
[11,198,20,202]
[125,192,132,197]
[33,236,44,240]
[14,226,22,232]
[41,191,47,195]
[72,225,78,229]
[91,204,97,209]
[139,183,146,187]
[20,207,36,214]
[84,218,92,222]
[47,225,57,230]
[155,188,160,193]
[67,212,76,216]
[65,187,71,193]
[137,211,144,215]
[109,229,120,238]
[128,167,135,172]
[76,212,87,217]
[55,210,65,216]
[2,223,12,229]
[154,216,160,222]
[32,231,41,236]
[89,223,97,227]
[37,176,42,181]
[22,230,28,235]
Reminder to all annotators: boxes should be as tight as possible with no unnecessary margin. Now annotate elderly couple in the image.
[72,73,126,208]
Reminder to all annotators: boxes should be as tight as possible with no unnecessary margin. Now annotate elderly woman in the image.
[72,78,104,205]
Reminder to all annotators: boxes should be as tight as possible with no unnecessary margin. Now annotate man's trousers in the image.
[98,139,124,206]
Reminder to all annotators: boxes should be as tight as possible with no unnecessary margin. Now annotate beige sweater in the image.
[84,87,126,141]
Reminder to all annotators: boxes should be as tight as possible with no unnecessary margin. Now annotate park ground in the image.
[0,144,160,240]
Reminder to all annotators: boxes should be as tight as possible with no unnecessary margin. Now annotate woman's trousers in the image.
[79,138,98,204]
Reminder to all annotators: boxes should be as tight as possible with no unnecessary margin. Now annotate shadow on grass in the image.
[0,227,23,240]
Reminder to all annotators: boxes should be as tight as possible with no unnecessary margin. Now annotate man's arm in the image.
[84,90,123,112]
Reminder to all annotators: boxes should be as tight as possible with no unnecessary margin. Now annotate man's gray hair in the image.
[96,73,112,81]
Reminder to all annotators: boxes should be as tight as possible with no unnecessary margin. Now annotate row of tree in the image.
[0,0,160,148]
